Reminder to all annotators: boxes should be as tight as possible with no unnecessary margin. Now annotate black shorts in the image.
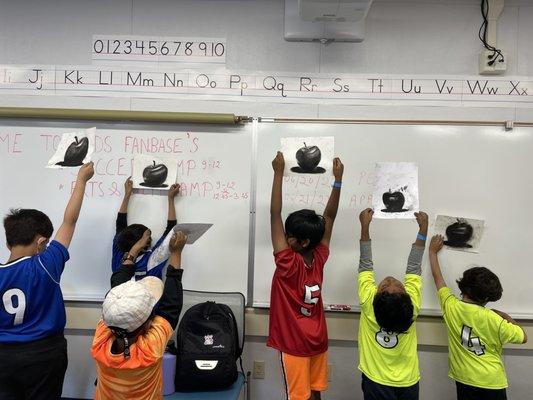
[361,373,419,400]
[0,334,68,400]
[456,381,507,400]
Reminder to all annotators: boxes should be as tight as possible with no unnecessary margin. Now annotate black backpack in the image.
[174,301,243,391]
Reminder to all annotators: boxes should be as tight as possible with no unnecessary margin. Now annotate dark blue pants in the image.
[456,381,507,400]
[362,374,419,400]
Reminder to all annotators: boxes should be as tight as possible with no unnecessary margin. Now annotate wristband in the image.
[417,233,427,241]
[332,181,342,188]
[122,253,136,263]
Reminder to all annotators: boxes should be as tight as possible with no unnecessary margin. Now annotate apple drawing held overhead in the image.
[382,190,406,212]
[445,219,473,248]
[295,142,321,172]
[141,161,168,188]
[57,136,89,166]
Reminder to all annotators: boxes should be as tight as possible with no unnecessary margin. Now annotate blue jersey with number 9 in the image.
[0,241,69,343]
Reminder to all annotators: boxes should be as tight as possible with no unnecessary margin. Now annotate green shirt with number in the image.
[358,271,422,387]
[357,241,425,387]
[438,287,525,389]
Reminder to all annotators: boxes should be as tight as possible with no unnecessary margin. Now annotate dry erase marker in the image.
[328,304,352,311]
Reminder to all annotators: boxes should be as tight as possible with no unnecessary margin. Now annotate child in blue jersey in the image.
[112,177,180,280]
[0,162,94,400]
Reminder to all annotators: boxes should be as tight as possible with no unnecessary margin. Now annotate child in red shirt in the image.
[268,152,343,400]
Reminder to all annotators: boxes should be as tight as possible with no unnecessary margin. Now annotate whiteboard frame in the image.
[3,110,533,319]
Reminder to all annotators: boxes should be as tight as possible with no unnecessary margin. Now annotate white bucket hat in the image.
[102,276,164,333]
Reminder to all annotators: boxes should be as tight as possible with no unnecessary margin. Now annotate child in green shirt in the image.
[429,234,527,400]
[357,208,428,400]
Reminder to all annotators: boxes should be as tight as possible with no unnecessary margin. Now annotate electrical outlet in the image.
[328,364,333,382]
[479,50,507,75]
[253,360,265,379]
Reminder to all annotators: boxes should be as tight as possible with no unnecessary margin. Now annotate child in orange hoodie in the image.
[91,230,186,400]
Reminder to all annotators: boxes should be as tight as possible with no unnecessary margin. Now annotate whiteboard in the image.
[253,122,533,318]
[0,121,251,300]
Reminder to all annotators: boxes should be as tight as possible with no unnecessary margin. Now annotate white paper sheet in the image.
[280,136,334,176]
[46,128,95,168]
[132,153,178,190]
[434,215,485,253]
[147,224,213,271]
[372,162,419,219]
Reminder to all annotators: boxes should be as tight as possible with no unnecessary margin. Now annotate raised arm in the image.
[429,235,447,290]
[54,162,94,248]
[270,152,289,253]
[167,184,180,223]
[359,208,374,272]
[321,157,344,247]
[155,231,187,329]
[116,177,133,234]
[111,229,151,287]
[406,212,428,275]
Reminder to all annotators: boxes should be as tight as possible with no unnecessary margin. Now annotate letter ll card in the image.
[372,162,419,219]
[434,215,485,253]
[147,223,213,271]
[132,153,178,190]
[280,136,334,177]
[46,127,96,168]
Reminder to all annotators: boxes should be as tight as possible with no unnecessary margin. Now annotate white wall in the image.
[64,330,532,400]
[1,0,533,398]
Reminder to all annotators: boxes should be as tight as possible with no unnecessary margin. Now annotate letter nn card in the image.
[132,153,178,190]
[46,127,96,168]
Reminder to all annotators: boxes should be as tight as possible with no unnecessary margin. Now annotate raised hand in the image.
[415,211,429,230]
[359,208,374,227]
[169,231,187,253]
[333,157,344,181]
[78,162,94,183]
[272,151,285,175]
[168,183,180,199]
[429,235,444,254]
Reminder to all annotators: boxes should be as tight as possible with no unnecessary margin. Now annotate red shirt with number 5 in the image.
[267,244,329,356]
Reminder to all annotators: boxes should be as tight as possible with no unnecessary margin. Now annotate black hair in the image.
[373,292,414,333]
[284,209,326,250]
[457,266,502,304]
[116,224,149,253]
[3,209,54,247]
[110,312,155,359]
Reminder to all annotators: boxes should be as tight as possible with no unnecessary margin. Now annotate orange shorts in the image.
[279,351,328,400]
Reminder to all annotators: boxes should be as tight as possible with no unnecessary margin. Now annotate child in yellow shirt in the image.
[429,234,527,400]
